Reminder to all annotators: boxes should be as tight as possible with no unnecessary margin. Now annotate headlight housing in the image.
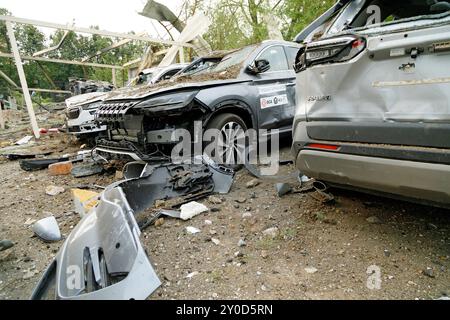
[82,101,102,111]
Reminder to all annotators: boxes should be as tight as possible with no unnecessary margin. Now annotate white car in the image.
[65,64,188,140]
[66,92,108,140]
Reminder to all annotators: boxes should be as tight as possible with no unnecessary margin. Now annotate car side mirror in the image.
[246,59,271,74]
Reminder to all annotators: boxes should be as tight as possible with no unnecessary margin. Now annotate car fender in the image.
[195,82,258,128]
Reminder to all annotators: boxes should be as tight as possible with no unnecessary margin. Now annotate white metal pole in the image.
[0,15,194,48]
[5,21,40,139]
[112,68,117,87]
[179,47,185,63]
[9,96,17,110]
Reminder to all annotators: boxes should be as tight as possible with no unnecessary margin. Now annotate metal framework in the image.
[0,15,193,138]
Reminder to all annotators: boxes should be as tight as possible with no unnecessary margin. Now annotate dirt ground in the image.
[0,126,449,300]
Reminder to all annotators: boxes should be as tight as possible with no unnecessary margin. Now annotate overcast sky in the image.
[0,0,185,39]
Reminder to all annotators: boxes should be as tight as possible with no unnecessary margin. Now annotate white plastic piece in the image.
[45,186,65,196]
[186,226,201,234]
[32,216,61,242]
[180,202,209,221]
[16,135,33,145]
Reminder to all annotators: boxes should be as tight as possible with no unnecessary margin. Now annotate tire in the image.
[206,113,248,171]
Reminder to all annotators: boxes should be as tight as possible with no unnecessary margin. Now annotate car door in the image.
[252,45,297,132]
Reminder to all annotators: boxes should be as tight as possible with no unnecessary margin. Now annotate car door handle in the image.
[286,82,296,87]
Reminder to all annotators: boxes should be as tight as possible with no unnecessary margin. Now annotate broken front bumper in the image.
[31,186,161,300]
[95,139,171,162]
[31,157,234,300]
[67,108,107,136]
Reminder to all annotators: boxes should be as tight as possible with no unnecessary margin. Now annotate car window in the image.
[181,59,220,76]
[351,0,450,28]
[326,0,450,36]
[137,72,154,85]
[257,45,289,72]
[210,45,257,73]
[285,46,300,69]
[327,0,366,35]
[158,69,181,82]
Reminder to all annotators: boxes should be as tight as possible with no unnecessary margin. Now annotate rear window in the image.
[351,0,450,27]
[327,0,450,35]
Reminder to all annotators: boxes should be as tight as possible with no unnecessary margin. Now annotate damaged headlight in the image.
[82,101,102,111]
[298,36,366,70]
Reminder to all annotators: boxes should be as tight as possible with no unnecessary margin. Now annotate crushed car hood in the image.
[105,79,248,101]
[105,64,247,101]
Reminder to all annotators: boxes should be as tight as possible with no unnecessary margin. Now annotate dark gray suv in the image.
[95,40,300,164]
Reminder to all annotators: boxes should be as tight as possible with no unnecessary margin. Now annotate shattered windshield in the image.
[200,45,257,74]
[327,0,366,35]
[326,0,450,36]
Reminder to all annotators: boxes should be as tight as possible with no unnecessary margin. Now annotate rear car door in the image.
[253,45,297,132]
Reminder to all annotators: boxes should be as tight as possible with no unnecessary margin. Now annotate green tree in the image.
[204,0,271,50]
[15,25,45,55]
[203,0,337,49]
[0,7,11,52]
[278,0,336,41]
[0,8,15,96]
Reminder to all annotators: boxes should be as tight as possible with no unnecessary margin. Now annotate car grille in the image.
[67,126,81,133]
[95,101,139,123]
[67,107,80,120]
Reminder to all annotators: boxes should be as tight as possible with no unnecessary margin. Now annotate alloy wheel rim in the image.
[217,121,246,165]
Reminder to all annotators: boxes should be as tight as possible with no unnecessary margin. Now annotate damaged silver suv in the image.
[292,0,450,207]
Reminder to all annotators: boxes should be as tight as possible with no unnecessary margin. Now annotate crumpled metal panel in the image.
[31,187,161,300]
[299,23,450,124]
[121,163,215,214]
[31,158,235,300]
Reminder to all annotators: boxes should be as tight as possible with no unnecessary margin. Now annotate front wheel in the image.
[205,113,248,171]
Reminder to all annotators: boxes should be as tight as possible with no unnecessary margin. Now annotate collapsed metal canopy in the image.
[0,14,196,139]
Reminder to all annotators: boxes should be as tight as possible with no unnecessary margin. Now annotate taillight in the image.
[294,46,306,73]
[306,143,339,151]
[303,36,366,68]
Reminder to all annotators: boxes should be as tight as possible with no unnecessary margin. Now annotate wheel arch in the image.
[205,99,257,130]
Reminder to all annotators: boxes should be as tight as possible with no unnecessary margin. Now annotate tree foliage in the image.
[278,0,336,41]
[0,1,336,99]
[203,0,336,49]
[0,10,146,98]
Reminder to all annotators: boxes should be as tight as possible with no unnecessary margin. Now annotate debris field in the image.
[0,115,449,300]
